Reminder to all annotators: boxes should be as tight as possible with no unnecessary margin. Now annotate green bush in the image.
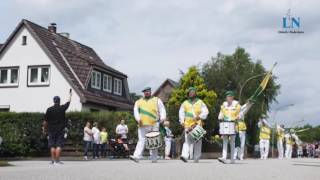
[0,111,136,157]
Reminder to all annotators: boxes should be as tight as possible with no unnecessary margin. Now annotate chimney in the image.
[48,23,57,33]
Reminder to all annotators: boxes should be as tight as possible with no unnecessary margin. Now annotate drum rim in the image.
[145,131,160,137]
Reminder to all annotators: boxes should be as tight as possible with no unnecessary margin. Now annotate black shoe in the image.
[180,156,188,163]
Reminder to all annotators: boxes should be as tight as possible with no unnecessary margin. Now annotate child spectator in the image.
[100,127,108,158]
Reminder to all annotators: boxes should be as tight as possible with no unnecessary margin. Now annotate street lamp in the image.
[271,103,294,158]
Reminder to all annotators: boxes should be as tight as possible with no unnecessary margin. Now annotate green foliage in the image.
[202,47,280,148]
[167,66,217,136]
[0,111,136,157]
[295,125,320,143]
[130,93,142,102]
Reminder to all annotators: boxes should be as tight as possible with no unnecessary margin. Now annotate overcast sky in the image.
[1,0,319,126]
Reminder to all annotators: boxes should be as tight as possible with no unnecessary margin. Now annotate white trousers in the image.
[234,131,246,159]
[133,124,159,161]
[259,139,269,159]
[222,135,235,160]
[277,139,284,159]
[181,131,202,161]
[285,144,292,159]
[165,137,172,156]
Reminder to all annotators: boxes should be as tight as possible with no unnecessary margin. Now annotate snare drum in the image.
[219,121,236,135]
[145,131,162,150]
[189,124,207,142]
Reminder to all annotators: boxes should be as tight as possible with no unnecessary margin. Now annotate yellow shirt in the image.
[181,99,206,128]
[236,120,247,131]
[277,129,284,141]
[219,101,241,122]
[285,134,294,145]
[259,126,271,140]
[136,97,159,126]
[100,132,108,144]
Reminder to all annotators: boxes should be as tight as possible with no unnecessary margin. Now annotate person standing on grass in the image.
[43,90,72,165]
[83,121,93,160]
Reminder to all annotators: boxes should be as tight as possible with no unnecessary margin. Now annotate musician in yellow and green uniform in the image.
[276,124,285,159]
[258,119,271,160]
[130,87,166,163]
[284,129,295,159]
[179,87,209,163]
[218,91,242,164]
[234,119,247,160]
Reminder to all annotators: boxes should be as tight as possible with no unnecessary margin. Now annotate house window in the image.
[22,36,27,45]
[103,74,112,92]
[0,67,19,87]
[27,66,50,86]
[91,70,101,89]
[113,78,122,95]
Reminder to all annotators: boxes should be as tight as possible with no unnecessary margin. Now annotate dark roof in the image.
[0,19,133,110]
[167,79,179,87]
[0,44,3,50]
[153,78,178,96]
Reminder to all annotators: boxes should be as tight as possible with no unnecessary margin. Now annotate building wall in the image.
[0,27,82,112]
[154,83,175,103]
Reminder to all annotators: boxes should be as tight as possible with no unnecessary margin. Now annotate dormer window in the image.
[91,70,101,90]
[22,36,27,45]
[103,74,112,92]
[114,78,122,95]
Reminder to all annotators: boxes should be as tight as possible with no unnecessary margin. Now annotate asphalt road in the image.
[0,158,319,180]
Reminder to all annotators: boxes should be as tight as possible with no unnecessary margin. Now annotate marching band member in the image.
[218,91,242,164]
[234,118,247,160]
[292,131,303,158]
[233,100,253,161]
[179,87,209,163]
[258,119,271,160]
[284,129,295,159]
[276,124,285,159]
[130,87,166,163]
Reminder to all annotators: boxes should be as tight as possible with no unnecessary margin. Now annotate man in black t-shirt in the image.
[43,90,72,165]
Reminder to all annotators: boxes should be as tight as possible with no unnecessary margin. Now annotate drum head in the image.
[145,131,160,137]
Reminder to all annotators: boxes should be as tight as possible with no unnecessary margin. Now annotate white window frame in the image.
[0,67,19,87]
[113,78,122,95]
[91,70,101,90]
[103,74,112,92]
[27,65,50,86]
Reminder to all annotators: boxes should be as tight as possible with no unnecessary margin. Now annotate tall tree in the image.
[202,47,280,149]
[167,66,217,136]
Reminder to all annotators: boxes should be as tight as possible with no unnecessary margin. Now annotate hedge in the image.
[0,111,137,157]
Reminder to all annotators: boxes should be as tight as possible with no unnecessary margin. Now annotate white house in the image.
[0,19,133,112]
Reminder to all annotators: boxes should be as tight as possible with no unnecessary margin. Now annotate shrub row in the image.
[0,111,137,157]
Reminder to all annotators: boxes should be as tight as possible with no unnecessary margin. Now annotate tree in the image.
[130,92,142,102]
[295,125,320,143]
[167,66,217,136]
[202,47,280,149]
